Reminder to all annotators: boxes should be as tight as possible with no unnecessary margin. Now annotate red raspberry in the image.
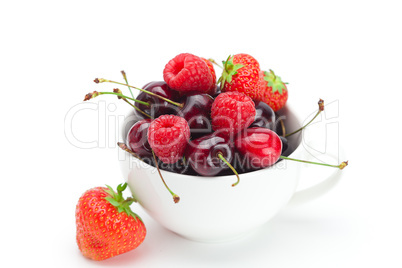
[211,91,256,137]
[201,57,217,95]
[163,53,214,93]
[147,115,190,164]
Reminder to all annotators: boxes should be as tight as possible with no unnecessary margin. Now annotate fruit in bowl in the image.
[82,52,347,243]
[119,104,306,242]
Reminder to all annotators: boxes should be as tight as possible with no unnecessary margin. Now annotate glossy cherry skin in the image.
[126,119,152,158]
[135,81,180,118]
[235,127,282,170]
[279,136,293,156]
[250,100,275,129]
[211,85,221,98]
[178,93,214,138]
[185,133,234,176]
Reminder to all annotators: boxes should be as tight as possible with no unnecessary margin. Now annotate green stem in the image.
[280,156,348,169]
[208,58,223,69]
[217,152,240,187]
[121,70,135,100]
[285,99,324,137]
[152,151,180,203]
[95,78,184,108]
[122,98,151,119]
[117,142,143,161]
[98,92,150,106]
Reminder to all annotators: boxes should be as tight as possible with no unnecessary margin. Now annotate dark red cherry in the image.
[178,93,214,138]
[211,85,221,98]
[279,136,293,156]
[235,127,282,170]
[135,81,180,118]
[126,119,152,158]
[219,151,250,175]
[250,100,275,129]
[185,133,234,176]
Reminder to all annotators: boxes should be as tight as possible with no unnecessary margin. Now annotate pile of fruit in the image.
[76,52,348,261]
[88,53,294,177]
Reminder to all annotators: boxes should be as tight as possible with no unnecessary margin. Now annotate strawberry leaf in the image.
[102,183,141,221]
[263,70,287,95]
[105,197,120,207]
[219,55,244,90]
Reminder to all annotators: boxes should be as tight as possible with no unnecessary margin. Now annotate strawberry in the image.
[75,183,146,261]
[211,91,256,137]
[147,114,190,164]
[259,70,288,111]
[163,53,214,93]
[219,53,262,101]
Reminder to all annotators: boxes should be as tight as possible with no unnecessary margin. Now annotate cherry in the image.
[235,127,348,170]
[235,127,282,169]
[279,136,293,156]
[178,93,214,138]
[219,151,250,175]
[185,133,239,185]
[211,85,221,98]
[135,81,180,118]
[126,119,152,158]
[250,100,276,129]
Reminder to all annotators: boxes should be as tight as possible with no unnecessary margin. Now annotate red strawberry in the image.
[259,70,288,111]
[219,53,262,101]
[75,183,146,261]
[148,114,190,164]
[211,91,256,137]
[201,57,217,95]
[163,53,214,93]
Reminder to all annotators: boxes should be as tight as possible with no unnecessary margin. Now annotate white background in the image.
[1,0,401,267]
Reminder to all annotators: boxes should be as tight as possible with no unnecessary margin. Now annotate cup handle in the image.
[287,148,346,207]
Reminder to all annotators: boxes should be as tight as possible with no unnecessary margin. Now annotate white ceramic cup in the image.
[118,105,344,242]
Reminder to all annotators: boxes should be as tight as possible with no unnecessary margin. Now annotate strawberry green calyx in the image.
[103,183,141,220]
[263,69,287,94]
[218,55,244,89]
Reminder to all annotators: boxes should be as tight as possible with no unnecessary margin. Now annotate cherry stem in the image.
[87,91,150,106]
[280,118,286,137]
[217,152,240,187]
[117,142,143,162]
[208,58,223,69]
[121,98,152,119]
[95,78,184,108]
[285,99,324,137]
[152,150,180,203]
[280,156,348,169]
[112,88,151,119]
[121,70,135,100]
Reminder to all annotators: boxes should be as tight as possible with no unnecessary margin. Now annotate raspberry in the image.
[201,57,217,95]
[163,53,214,93]
[211,91,256,137]
[147,115,190,164]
